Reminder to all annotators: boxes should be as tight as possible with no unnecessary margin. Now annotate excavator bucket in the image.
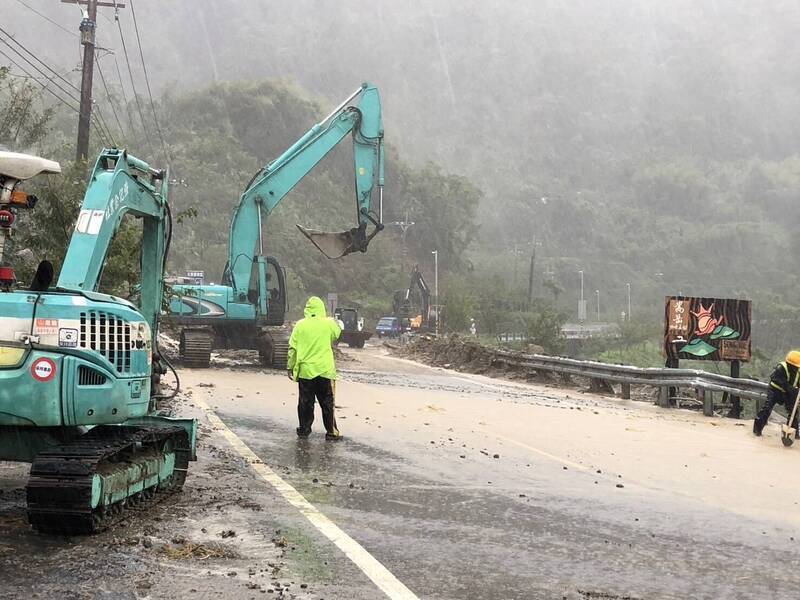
[296,224,368,259]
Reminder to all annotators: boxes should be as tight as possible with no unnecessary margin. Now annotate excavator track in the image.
[26,425,190,535]
[180,329,212,367]
[259,328,289,370]
[271,339,289,369]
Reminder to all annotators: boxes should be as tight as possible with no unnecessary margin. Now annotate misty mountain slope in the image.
[5,0,800,320]
[10,1,800,175]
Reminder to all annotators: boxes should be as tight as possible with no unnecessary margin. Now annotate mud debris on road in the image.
[0,390,327,600]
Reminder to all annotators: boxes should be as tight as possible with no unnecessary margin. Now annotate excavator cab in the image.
[264,257,286,325]
[247,255,286,325]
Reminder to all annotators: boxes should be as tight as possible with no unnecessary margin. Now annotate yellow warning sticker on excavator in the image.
[0,346,25,367]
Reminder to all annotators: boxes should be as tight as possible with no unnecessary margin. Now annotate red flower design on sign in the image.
[692,302,723,336]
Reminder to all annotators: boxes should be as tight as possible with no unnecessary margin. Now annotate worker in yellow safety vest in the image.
[287,296,342,440]
[753,351,800,437]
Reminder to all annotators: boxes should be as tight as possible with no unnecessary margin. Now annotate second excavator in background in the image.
[166,83,384,368]
[393,264,432,333]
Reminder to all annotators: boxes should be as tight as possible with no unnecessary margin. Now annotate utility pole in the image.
[62,0,126,161]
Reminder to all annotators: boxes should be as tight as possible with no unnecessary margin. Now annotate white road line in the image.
[195,398,420,600]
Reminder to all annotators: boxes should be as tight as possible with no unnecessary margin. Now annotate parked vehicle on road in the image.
[376,316,401,338]
[334,307,372,348]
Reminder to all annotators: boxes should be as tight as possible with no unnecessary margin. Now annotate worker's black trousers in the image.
[755,391,799,430]
[296,376,339,437]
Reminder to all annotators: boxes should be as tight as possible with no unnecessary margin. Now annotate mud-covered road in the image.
[2,344,800,599]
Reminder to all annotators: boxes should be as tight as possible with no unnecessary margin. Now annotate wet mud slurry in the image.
[0,395,371,599]
[2,343,800,599]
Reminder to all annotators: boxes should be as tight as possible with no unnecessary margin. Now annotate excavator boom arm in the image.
[227,83,384,296]
[57,149,169,337]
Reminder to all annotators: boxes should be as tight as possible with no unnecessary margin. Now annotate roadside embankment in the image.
[392,335,541,378]
[392,335,659,404]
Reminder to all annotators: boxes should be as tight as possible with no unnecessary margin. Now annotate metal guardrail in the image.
[496,332,526,342]
[491,349,768,402]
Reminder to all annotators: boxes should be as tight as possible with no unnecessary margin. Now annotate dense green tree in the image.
[0,67,52,151]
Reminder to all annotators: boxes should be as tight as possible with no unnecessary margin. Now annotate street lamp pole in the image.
[432,250,439,334]
[578,270,585,322]
[626,282,631,321]
[526,234,538,309]
[595,289,600,321]
[512,244,519,288]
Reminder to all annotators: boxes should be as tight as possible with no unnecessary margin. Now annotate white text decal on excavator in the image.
[105,181,129,222]
[74,182,129,234]
[75,210,104,235]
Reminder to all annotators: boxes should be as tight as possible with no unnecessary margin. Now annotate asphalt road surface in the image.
[2,344,799,599]
[184,347,800,599]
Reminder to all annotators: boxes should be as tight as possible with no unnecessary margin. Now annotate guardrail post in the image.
[666,357,679,407]
[697,388,713,416]
[658,386,670,407]
[590,378,614,395]
[728,360,741,418]
[621,383,631,399]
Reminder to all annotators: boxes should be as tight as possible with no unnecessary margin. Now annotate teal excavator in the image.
[166,83,384,367]
[0,148,196,534]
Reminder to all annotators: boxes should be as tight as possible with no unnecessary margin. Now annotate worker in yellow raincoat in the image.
[287,296,342,440]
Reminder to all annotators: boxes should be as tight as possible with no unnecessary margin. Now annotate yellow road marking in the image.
[195,398,419,600]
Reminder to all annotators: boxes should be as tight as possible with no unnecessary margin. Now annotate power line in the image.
[0,25,80,95]
[0,41,112,147]
[111,53,134,132]
[128,0,170,167]
[93,101,116,146]
[113,8,156,159]
[5,3,118,151]
[95,51,125,139]
[0,34,81,107]
[0,30,116,147]
[0,45,110,147]
[13,0,78,38]
[0,47,78,112]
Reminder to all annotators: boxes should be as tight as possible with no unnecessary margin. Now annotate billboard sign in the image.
[663,296,751,362]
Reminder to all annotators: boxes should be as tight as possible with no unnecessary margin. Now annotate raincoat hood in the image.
[287,296,341,381]
[304,296,327,319]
